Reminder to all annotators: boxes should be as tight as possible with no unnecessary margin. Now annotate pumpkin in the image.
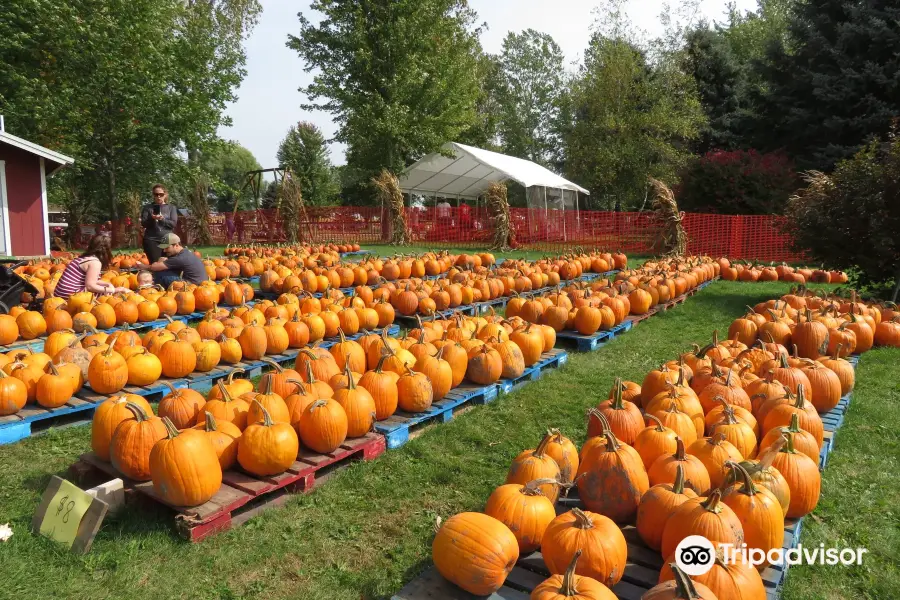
[658,554,764,600]
[721,462,784,563]
[125,347,163,386]
[416,347,453,401]
[284,312,311,348]
[636,464,698,551]
[158,339,196,379]
[246,375,291,426]
[150,417,222,507]
[770,432,821,518]
[799,359,842,413]
[697,369,751,414]
[0,369,27,416]
[649,402,699,448]
[296,347,340,383]
[648,438,711,495]
[491,337,526,379]
[817,347,854,396]
[16,310,46,340]
[298,398,348,453]
[759,413,819,462]
[396,367,433,413]
[688,434,743,490]
[660,489,744,560]
[218,334,243,364]
[484,478,557,554]
[158,383,205,430]
[590,378,645,445]
[109,402,168,481]
[724,443,792,517]
[761,385,823,448]
[543,428,580,484]
[530,549,617,600]
[634,414,679,471]
[506,434,563,502]
[91,394,154,461]
[358,353,399,420]
[329,330,366,373]
[643,564,719,600]
[237,400,299,476]
[53,336,91,380]
[576,423,649,524]
[432,512,519,596]
[201,380,251,430]
[206,368,254,400]
[333,369,377,437]
[237,322,267,360]
[44,328,78,358]
[792,309,829,359]
[0,314,19,345]
[510,323,544,366]
[87,344,128,394]
[192,339,221,372]
[35,362,73,408]
[542,508,627,588]
[708,403,758,459]
[467,345,502,384]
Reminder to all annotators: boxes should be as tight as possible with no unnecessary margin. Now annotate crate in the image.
[374,382,499,449]
[496,349,568,395]
[75,432,386,542]
[555,320,633,352]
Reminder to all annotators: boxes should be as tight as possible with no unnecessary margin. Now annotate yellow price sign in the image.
[33,476,108,553]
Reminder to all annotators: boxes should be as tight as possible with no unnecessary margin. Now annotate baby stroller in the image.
[0,261,40,315]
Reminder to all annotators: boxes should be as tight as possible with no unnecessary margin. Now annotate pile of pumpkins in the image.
[717,258,848,284]
[223,242,361,257]
[507,256,718,336]
[429,289,878,599]
[84,308,557,508]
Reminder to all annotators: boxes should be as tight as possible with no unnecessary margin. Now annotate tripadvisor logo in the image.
[675,536,868,574]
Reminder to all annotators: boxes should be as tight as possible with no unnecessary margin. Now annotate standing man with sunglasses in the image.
[140,184,178,263]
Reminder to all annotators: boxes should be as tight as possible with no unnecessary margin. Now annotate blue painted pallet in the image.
[374,382,499,449]
[497,349,568,395]
[0,315,191,354]
[0,398,100,445]
[555,320,633,352]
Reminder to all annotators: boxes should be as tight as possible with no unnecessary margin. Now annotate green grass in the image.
[0,281,896,600]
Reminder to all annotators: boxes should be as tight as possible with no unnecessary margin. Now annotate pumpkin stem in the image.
[286,378,309,395]
[611,377,626,410]
[261,357,284,373]
[560,549,582,596]
[787,412,801,433]
[724,461,758,496]
[521,478,562,496]
[674,437,686,461]
[261,372,275,395]
[780,431,798,454]
[204,411,218,432]
[345,362,357,390]
[533,433,553,459]
[571,507,594,529]
[305,361,318,384]
[123,401,150,422]
[668,563,703,599]
[161,416,180,439]
[251,399,274,427]
[217,380,235,403]
[700,488,724,513]
[671,464,687,494]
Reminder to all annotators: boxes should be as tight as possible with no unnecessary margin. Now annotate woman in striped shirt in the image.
[54,235,130,300]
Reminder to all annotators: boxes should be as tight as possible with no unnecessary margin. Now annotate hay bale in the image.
[373,169,409,245]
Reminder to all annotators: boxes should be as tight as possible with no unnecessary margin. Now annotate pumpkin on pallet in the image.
[150,417,222,507]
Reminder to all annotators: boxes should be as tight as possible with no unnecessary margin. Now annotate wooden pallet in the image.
[0,315,190,354]
[75,432,386,542]
[374,382,499,449]
[497,349,568,395]
[555,320,633,352]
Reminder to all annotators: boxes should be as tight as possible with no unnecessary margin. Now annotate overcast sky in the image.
[219,0,758,169]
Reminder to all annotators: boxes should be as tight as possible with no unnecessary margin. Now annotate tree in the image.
[200,142,262,212]
[0,0,258,218]
[785,130,900,296]
[456,51,503,151]
[682,26,750,152]
[755,0,900,170]
[495,30,568,169]
[276,122,338,206]
[564,3,705,210]
[288,0,484,200]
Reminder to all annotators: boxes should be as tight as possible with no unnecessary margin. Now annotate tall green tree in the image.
[276,122,338,206]
[755,0,900,170]
[495,30,568,169]
[288,0,484,202]
[0,0,258,218]
[200,142,262,212]
[565,3,705,210]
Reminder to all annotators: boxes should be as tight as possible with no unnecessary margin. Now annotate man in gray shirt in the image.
[137,233,209,288]
[141,184,178,263]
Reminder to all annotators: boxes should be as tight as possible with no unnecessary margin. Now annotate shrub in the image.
[784,132,900,297]
[676,149,799,214]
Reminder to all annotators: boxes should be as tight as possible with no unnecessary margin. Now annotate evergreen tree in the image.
[276,122,338,206]
[757,0,900,170]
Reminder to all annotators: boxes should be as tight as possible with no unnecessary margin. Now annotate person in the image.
[137,233,208,288]
[225,213,236,243]
[140,184,178,264]
[53,234,130,299]
[136,271,154,288]
[235,212,245,243]
[459,200,472,232]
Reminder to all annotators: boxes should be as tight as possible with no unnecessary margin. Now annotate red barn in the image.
[0,128,74,257]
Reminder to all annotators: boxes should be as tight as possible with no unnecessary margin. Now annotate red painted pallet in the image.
[75,432,386,542]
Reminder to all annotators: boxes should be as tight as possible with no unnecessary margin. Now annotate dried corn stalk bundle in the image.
[123,191,142,247]
[280,170,311,244]
[486,181,514,251]
[188,172,213,246]
[649,177,686,257]
[373,169,409,245]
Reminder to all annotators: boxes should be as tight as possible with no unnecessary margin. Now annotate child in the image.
[137,270,154,288]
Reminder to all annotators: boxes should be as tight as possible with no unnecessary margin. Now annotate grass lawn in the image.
[0,281,896,600]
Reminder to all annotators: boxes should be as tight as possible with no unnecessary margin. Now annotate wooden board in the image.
[75,433,386,542]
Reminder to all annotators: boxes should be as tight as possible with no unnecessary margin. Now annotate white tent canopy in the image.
[399,142,589,199]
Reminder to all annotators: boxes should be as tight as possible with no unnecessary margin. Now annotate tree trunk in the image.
[892,268,900,303]
[108,158,118,221]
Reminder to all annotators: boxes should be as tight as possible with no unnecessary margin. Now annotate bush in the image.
[676,149,799,214]
[784,132,900,297]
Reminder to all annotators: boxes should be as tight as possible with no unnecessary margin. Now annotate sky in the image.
[219,0,759,169]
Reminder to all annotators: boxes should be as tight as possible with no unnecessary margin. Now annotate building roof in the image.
[0,129,74,174]
[399,142,589,199]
